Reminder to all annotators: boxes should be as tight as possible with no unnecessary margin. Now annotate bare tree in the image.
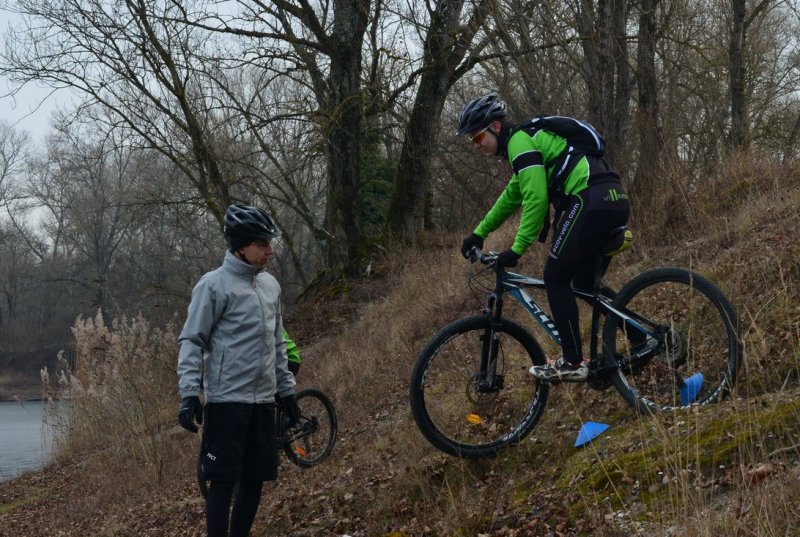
[1,0,234,221]
[574,0,632,163]
[486,0,585,113]
[195,63,329,288]
[0,222,35,322]
[729,0,771,149]
[20,121,145,323]
[631,0,663,197]
[786,111,800,162]
[184,0,373,276]
[0,218,71,349]
[0,120,29,205]
[384,0,491,240]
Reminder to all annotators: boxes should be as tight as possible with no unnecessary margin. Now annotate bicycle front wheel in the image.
[409,316,549,459]
[284,388,337,468]
[603,267,740,413]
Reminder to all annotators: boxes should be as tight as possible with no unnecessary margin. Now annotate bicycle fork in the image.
[477,292,504,393]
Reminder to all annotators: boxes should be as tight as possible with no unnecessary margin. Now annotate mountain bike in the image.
[278,388,337,467]
[409,227,740,458]
[198,388,337,496]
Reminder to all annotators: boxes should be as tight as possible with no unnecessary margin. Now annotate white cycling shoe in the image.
[529,357,588,382]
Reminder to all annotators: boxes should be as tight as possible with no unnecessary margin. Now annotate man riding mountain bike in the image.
[456,93,636,382]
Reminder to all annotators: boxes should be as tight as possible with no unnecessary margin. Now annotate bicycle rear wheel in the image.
[283,388,337,468]
[602,267,740,413]
[409,316,549,458]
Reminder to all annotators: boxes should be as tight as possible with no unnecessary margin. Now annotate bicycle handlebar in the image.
[467,246,498,266]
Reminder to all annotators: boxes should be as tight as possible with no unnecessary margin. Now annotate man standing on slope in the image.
[177,203,300,537]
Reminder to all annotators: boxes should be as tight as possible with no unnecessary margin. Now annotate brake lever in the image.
[467,246,483,264]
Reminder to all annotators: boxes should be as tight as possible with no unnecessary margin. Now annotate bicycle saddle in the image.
[603,226,633,256]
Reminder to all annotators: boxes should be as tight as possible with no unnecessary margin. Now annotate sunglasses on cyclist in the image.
[469,126,490,144]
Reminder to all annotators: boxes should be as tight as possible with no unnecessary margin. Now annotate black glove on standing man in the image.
[178,396,203,433]
[281,393,301,427]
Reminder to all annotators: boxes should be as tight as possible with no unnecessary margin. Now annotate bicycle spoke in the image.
[410,316,549,458]
[604,269,739,412]
[284,389,337,467]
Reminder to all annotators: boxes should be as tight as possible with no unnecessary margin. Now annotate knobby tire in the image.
[602,267,740,413]
[409,316,549,459]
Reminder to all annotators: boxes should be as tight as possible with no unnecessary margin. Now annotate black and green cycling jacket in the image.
[473,125,596,256]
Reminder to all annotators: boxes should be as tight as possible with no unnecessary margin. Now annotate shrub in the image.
[48,311,179,484]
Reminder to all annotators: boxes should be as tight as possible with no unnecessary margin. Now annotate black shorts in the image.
[199,402,279,482]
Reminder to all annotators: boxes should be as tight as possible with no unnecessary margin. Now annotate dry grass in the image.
[4,153,800,536]
[46,313,188,486]
[285,150,800,536]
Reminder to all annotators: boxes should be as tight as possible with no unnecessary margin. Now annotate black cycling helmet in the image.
[224,204,280,251]
[455,93,507,136]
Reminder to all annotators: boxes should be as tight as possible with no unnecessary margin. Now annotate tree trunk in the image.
[729,0,747,149]
[384,0,487,241]
[611,0,631,157]
[577,0,630,164]
[385,79,443,241]
[323,0,370,275]
[632,0,663,199]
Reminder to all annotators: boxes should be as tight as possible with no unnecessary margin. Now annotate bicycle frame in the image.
[277,411,318,447]
[483,265,657,371]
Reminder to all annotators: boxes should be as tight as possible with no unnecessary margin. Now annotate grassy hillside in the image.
[1,153,799,536]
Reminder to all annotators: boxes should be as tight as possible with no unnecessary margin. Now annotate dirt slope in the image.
[2,172,800,536]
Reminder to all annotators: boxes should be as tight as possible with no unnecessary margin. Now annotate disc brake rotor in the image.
[662,328,688,367]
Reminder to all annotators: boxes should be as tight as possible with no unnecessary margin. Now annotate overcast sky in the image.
[2,81,64,143]
[1,7,67,145]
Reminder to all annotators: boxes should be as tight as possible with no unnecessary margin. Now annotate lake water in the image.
[0,400,65,483]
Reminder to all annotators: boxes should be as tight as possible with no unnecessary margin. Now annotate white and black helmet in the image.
[224,204,281,245]
[456,93,507,136]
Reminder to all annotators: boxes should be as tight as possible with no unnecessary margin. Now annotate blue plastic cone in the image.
[680,372,704,406]
[575,422,610,447]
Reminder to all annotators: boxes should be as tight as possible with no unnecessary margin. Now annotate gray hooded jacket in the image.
[177,250,295,403]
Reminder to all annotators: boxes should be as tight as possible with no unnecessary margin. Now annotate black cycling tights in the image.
[207,480,264,537]
[544,185,630,365]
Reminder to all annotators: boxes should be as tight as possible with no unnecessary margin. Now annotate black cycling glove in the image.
[281,393,301,427]
[495,249,521,269]
[178,396,203,433]
[460,233,484,259]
